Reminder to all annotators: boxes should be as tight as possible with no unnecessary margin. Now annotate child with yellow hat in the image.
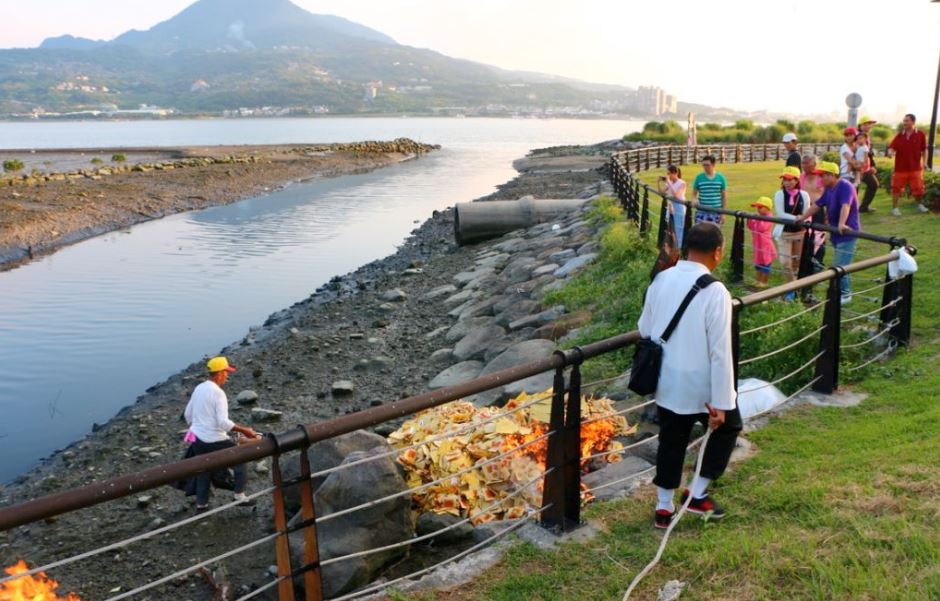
[748,197,778,287]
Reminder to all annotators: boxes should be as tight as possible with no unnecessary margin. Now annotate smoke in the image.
[226,20,255,50]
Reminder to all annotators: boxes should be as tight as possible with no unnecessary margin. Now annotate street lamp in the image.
[930,0,940,169]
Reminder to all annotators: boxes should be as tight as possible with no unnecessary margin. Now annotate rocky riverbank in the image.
[0,141,647,599]
[0,138,438,270]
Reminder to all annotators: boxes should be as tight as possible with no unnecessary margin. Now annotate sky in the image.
[2,0,939,119]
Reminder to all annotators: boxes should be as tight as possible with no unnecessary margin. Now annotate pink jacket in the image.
[748,218,777,266]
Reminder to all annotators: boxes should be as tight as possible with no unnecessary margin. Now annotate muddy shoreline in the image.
[0,140,437,271]
[0,142,614,599]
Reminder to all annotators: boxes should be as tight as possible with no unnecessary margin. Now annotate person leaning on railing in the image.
[656,164,687,249]
[691,155,727,225]
[638,222,742,529]
[798,161,861,305]
[183,356,262,512]
[773,166,810,297]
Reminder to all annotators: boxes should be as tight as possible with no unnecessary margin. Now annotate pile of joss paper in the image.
[387,390,635,525]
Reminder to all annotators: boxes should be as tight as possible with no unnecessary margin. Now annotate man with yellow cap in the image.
[184,356,261,511]
[798,161,861,305]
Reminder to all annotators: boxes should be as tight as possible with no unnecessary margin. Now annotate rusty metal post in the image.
[813,273,843,394]
[540,357,568,530]
[562,350,583,529]
[731,215,745,283]
[271,455,298,601]
[295,430,323,601]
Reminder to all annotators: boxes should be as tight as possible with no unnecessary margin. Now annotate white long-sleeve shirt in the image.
[637,260,737,414]
[184,380,236,443]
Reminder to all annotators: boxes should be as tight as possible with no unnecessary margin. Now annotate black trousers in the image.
[192,437,247,505]
[859,171,879,211]
[653,405,743,491]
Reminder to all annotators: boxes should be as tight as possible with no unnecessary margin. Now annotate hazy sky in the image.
[3,0,939,118]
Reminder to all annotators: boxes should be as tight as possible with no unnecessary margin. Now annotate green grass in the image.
[399,162,940,601]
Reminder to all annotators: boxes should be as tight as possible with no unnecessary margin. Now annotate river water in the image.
[0,117,641,482]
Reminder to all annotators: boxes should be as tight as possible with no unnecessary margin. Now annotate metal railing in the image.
[0,145,917,601]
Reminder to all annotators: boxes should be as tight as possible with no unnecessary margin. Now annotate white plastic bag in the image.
[888,246,917,279]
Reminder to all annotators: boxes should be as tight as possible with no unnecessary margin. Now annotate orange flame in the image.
[1,561,81,601]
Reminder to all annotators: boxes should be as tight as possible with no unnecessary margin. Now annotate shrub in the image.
[3,159,24,173]
[821,151,840,164]
[587,195,624,225]
[111,153,127,163]
[90,157,103,165]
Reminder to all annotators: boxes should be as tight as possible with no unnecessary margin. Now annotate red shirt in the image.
[889,129,927,173]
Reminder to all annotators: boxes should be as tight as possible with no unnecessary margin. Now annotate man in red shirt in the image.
[888,113,929,216]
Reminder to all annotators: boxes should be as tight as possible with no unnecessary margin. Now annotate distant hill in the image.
[0,0,735,119]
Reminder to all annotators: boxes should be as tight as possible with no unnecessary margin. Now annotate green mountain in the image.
[1,0,645,117]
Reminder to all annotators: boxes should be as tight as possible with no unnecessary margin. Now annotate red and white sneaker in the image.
[680,489,726,519]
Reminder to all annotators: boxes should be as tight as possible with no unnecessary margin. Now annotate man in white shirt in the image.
[184,356,261,511]
[637,223,742,528]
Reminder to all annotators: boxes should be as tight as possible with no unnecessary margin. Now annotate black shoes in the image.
[680,489,726,519]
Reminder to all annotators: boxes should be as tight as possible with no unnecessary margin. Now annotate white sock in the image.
[656,486,675,512]
[691,476,711,499]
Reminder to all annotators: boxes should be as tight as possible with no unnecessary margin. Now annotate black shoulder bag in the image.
[628,274,718,395]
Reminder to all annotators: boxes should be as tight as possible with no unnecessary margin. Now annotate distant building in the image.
[636,86,678,116]
[664,94,678,114]
[190,80,210,92]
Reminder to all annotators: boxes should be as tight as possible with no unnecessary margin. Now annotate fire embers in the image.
[388,390,634,525]
[1,560,81,600]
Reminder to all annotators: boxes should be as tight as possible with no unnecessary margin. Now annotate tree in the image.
[111,153,127,162]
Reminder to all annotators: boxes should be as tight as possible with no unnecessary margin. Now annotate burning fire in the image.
[389,390,635,524]
[1,561,80,600]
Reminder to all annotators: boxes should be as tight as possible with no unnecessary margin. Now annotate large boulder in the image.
[280,430,386,514]
[428,361,484,390]
[445,316,494,343]
[452,325,509,362]
[289,446,414,599]
[471,339,556,406]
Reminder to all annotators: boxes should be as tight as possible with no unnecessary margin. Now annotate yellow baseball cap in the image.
[751,196,774,211]
[859,116,877,125]
[814,161,840,176]
[779,166,801,180]
[207,356,237,373]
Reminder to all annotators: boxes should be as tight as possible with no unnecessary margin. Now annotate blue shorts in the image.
[755,263,772,274]
[695,210,722,224]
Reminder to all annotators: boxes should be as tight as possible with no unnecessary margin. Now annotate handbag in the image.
[628,273,718,395]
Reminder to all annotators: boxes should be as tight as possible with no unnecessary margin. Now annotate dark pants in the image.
[192,437,246,506]
[653,405,743,490]
[859,171,879,211]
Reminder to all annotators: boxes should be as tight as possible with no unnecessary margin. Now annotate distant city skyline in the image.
[2,0,938,120]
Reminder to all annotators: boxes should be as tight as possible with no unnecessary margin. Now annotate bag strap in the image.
[659,274,718,343]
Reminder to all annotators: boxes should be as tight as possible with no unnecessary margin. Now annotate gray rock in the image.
[402,268,424,276]
[331,380,356,396]
[380,288,407,302]
[447,298,477,319]
[453,266,495,286]
[429,348,454,366]
[504,274,554,296]
[456,296,502,321]
[251,408,283,422]
[446,316,495,343]
[532,263,560,277]
[463,273,499,291]
[416,512,474,544]
[554,253,598,277]
[658,580,687,601]
[377,302,398,313]
[577,242,600,256]
[472,339,557,406]
[492,293,531,315]
[281,430,387,514]
[421,284,458,301]
[452,325,509,362]
[582,456,654,502]
[353,356,393,372]
[475,252,511,269]
[443,288,477,306]
[493,300,541,327]
[289,446,413,598]
[549,248,577,263]
[502,257,541,283]
[508,306,565,331]
[492,237,527,253]
[429,360,485,389]
[136,495,153,509]
[235,390,260,405]
[424,326,449,340]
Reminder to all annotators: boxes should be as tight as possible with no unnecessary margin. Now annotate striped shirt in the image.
[692,172,727,209]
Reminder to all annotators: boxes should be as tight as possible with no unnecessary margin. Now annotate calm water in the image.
[0,117,641,482]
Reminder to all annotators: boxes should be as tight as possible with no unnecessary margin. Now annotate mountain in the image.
[1,0,715,119]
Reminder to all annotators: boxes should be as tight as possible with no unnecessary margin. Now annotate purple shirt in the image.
[815,179,860,245]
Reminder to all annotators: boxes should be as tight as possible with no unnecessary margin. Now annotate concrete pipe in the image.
[454,197,589,245]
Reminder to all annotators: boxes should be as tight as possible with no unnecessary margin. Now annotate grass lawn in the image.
[399,162,940,601]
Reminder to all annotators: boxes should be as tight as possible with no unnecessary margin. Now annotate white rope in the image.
[103,532,279,601]
[738,350,824,394]
[321,468,549,567]
[316,431,553,524]
[582,434,659,463]
[233,575,286,601]
[841,297,901,324]
[586,435,704,495]
[851,278,898,298]
[846,341,898,373]
[840,320,899,350]
[329,509,541,601]
[739,300,827,336]
[621,429,712,601]
[581,399,656,427]
[738,325,826,366]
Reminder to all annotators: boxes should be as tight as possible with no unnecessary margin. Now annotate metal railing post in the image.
[295,429,324,601]
[640,187,650,235]
[540,356,568,530]
[271,454,298,601]
[731,305,742,388]
[681,202,693,257]
[562,350,584,528]
[883,271,913,347]
[797,228,815,279]
[731,215,745,283]
[657,197,669,249]
[813,273,843,394]
[628,179,639,224]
